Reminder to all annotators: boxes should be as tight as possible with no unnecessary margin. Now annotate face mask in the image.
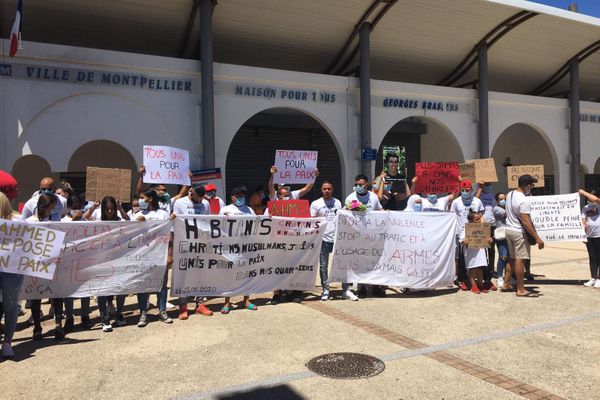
[235,197,245,207]
[427,194,438,203]
[206,192,215,199]
[482,185,492,193]
[498,199,506,208]
[139,199,149,210]
[461,191,472,200]
[414,203,423,212]
[354,185,366,195]
[161,192,171,202]
[40,189,53,195]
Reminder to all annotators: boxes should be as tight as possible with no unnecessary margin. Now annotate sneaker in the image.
[584,278,596,287]
[137,312,148,328]
[178,306,189,320]
[343,290,359,301]
[496,277,504,287]
[595,280,600,289]
[101,319,113,333]
[63,317,74,333]
[166,302,176,310]
[159,311,173,324]
[115,313,126,327]
[1,343,14,358]
[321,290,330,301]
[270,294,280,305]
[81,315,94,330]
[196,303,213,316]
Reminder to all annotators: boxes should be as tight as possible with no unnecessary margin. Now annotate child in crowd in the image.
[462,209,493,294]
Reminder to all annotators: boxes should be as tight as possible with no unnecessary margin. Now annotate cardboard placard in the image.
[273,150,318,185]
[414,162,460,194]
[461,158,498,183]
[507,165,545,188]
[465,223,491,249]
[267,200,310,218]
[143,145,191,186]
[85,167,132,202]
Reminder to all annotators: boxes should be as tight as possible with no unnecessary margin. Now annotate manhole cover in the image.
[306,352,385,379]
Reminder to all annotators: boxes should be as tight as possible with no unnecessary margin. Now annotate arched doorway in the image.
[11,155,53,204]
[226,108,342,203]
[584,157,600,191]
[491,123,557,195]
[66,140,138,200]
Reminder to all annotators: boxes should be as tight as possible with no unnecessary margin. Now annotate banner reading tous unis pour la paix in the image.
[172,215,325,297]
[330,210,457,289]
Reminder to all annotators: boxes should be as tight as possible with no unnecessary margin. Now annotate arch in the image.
[595,157,600,174]
[491,122,558,194]
[225,107,343,203]
[376,116,464,179]
[11,155,53,204]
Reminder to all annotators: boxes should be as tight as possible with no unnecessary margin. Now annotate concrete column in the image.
[477,45,489,159]
[200,0,215,168]
[359,22,372,177]
[569,61,581,192]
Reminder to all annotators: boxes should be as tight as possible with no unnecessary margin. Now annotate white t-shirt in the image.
[344,191,382,211]
[21,193,67,221]
[158,198,174,214]
[505,190,531,232]
[422,196,450,212]
[134,209,169,221]
[450,196,484,236]
[582,203,600,238]
[269,189,301,201]
[463,246,488,269]
[219,204,256,216]
[91,209,125,221]
[310,197,342,243]
[172,196,210,216]
[479,192,497,225]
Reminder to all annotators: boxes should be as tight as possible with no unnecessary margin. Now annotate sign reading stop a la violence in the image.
[414,162,460,194]
[273,150,318,185]
[143,145,191,186]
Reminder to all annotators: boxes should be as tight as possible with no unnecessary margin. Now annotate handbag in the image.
[493,226,506,240]
[509,191,537,245]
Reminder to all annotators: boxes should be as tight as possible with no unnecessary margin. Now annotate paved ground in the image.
[1,241,598,400]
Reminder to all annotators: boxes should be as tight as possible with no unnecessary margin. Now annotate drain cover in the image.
[306,352,385,379]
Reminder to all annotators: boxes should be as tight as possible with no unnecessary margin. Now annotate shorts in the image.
[506,229,530,260]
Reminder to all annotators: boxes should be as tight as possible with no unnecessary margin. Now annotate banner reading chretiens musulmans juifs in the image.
[172,216,325,296]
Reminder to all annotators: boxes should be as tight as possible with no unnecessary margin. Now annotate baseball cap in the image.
[230,186,248,196]
[518,174,538,187]
[205,184,217,191]
[460,180,472,189]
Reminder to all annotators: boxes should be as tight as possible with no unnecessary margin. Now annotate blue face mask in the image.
[139,199,149,210]
[354,185,366,195]
[235,197,245,207]
[161,192,171,202]
[427,194,438,203]
[498,199,506,207]
[40,189,54,195]
[414,203,423,212]
[461,191,472,200]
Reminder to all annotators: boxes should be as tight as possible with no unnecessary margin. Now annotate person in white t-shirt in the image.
[127,198,140,220]
[462,209,493,294]
[135,165,189,214]
[203,184,225,214]
[310,181,358,301]
[134,190,172,327]
[171,185,214,319]
[267,165,318,201]
[502,174,544,297]
[580,189,600,288]
[219,186,257,313]
[21,177,67,221]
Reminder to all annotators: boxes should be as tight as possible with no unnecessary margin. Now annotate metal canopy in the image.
[1,0,599,100]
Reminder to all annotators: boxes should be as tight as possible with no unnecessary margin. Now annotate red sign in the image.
[209,198,221,215]
[267,200,310,218]
[414,162,460,194]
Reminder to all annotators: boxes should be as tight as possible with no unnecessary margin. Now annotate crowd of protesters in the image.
[1,154,599,359]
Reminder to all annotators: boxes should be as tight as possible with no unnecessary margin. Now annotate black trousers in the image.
[586,237,600,279]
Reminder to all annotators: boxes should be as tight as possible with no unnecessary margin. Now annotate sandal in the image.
[516,292,538,298]
[220,306,231,314]
[246,303,258,311]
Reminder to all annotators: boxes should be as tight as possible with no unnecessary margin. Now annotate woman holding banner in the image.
[0,192,24,357]
[580,189,600,288]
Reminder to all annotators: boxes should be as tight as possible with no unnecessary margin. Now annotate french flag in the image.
[9,0,23,57]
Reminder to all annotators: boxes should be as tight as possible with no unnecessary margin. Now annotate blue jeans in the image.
[156,270,169,312]
[496,239,509,277]
[319,241,349,292]
[64,297,90,319]
[0,272,24,343]
[97,295,126,319]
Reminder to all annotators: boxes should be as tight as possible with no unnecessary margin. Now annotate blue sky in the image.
[530,0,600,17]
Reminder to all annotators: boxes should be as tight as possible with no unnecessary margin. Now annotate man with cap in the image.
[219,186,257,313]
[502,174,544,297]
[204,183,225,214]
[450,180,485,290]
[171,184,214,319]
[21,177,67,221]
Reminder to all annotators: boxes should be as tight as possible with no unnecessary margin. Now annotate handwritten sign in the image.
[465,223,491,248]
[0,220,66,279]
[19,221,171,299]
[507,165,545,188]
[143,145,191,186]
[171,216,325,296]
[529,193,586,242]
[414,162,460,194]
[273,150,318,184]
[330,211,457,289]
[461,158,498,183]
[85,167,132,202]
[268,200,310,218]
